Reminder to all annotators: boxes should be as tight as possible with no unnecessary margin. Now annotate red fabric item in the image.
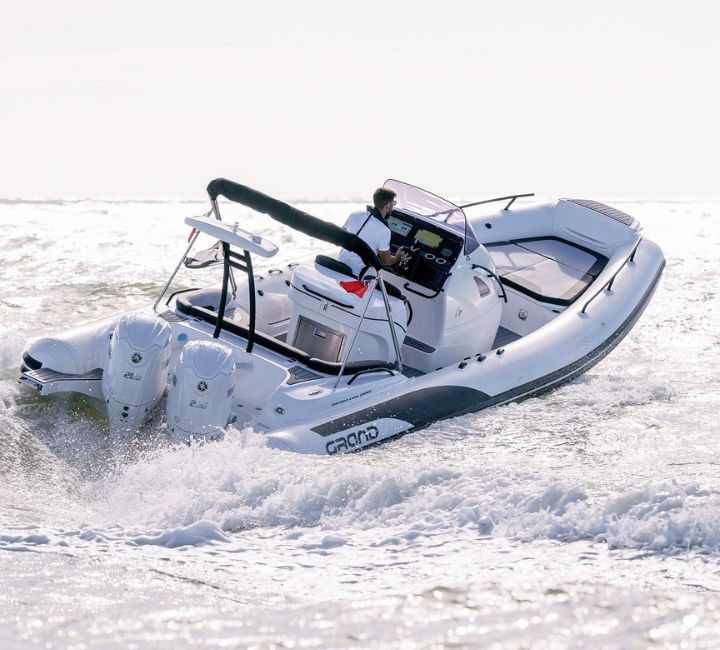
[340,279,371,298]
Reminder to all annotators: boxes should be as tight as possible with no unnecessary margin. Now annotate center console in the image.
[386,210,463,292]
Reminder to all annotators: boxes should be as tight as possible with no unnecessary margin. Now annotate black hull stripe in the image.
[311,385,491,436]
[312,259,665,439]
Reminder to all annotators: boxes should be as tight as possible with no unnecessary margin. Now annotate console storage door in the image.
[293,316,345,362]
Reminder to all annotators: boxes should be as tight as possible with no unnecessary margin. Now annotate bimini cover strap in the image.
[207,178,382,272]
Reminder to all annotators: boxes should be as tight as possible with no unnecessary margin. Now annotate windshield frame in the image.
[383,179,480,255]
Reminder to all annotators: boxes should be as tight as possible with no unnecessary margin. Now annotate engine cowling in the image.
[166,340,236,443]
[102,313,172,433]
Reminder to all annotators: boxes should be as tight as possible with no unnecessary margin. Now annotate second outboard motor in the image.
[166,340,236,443]
[102,313,172,433]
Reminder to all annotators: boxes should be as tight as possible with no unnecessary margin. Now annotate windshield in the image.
[383,179,480,254]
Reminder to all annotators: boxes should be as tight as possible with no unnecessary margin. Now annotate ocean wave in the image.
[66,428,720,555]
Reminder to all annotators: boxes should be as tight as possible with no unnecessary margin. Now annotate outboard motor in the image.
[166,340,236,443]
[102,313,172,433]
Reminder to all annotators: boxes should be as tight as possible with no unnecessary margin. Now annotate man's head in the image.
[373,187,397,217]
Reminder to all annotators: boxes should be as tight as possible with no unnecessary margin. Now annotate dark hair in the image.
[373,187,397,210]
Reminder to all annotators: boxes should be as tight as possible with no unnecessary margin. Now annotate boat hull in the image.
[265,238,665,454]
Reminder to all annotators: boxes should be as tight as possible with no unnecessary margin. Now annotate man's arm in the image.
[379,248,408,267]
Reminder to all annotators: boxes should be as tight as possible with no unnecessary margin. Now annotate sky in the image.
[1,1,718,201]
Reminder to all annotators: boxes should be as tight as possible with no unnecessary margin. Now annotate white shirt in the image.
[338,209,391,277]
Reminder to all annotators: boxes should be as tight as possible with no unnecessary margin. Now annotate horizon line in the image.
[2,195,720,206]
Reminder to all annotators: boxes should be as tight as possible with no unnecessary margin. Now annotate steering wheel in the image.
[389,245,416,279]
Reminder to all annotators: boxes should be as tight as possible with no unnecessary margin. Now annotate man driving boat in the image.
[339,187,409,278]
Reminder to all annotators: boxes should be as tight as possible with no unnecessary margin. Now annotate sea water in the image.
[1,198,718,648]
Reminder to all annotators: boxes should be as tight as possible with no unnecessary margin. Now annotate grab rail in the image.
[403,282,442,299]
[460,193,535,211]
[581,237,643,315]
[298,284,355,309]
[472,265,508,303]
[347,367,396,385]
[165,287,201,306]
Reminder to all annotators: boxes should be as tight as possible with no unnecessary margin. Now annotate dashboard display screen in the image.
[387,215,413,236]
[415,229,443,249]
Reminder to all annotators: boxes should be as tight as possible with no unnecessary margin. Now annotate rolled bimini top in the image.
[207,178,382,272]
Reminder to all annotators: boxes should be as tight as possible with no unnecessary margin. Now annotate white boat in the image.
[19,179,665,454]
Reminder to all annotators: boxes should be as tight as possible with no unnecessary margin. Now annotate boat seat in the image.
[486,237,608,306]
[314,254,405,301]
[180,287,236,312]
[315,254,354,278]
[175,295,395,376]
